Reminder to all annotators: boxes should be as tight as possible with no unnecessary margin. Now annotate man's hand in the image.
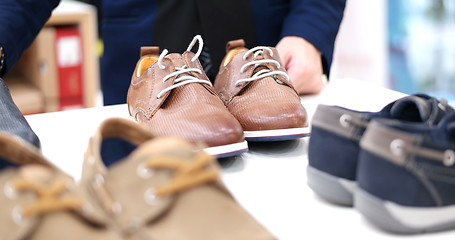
[276,36,327,95]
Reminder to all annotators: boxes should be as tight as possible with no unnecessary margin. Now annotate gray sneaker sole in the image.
[355,188,455,234]
[306,165,355,206]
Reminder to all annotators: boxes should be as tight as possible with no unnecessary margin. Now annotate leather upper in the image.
[127,48,245,147]
[214,39,308,131]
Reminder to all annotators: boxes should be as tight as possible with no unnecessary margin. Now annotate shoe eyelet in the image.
[137,163,155,179]
[390,139,404,156]
[339,114,352,128]
[273,75,284,85]
[111,202,123,214]
[82,203,93,215]
[4,181,17,199]
[443,150,455,166]
[93,174,105,187]
[12,206,25,225]
[144,188,161,206]
[438,102,447,111]
[87,156,95,165]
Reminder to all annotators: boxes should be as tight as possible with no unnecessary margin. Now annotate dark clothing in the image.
[0,0,60,76]
[103,0,346,104]
[0,0,345,105]
[0,0,345,170]
[0,0,60,150]
[0,78,41,148]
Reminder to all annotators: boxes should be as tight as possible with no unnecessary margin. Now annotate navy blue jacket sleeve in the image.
[0,0,60,76]
[281,0,346,74]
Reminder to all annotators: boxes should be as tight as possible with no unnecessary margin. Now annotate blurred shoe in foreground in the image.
[81,118,276,240]
[0,133,118,240]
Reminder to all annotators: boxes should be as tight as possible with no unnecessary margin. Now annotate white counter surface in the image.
[25,78,452,239]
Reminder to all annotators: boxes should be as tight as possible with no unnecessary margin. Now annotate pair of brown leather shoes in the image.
[1,118,276,240]
[127,35,309,158]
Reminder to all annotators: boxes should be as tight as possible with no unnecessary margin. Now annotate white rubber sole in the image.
[204,141,248,158]
[244,127,310,141]
[307,165,356,206]
[355,188,455,234]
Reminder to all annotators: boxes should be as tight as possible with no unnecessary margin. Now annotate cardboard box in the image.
[18,27,59,112]
[4,76,44,115]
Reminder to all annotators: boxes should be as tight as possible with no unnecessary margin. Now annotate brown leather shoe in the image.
[81,118,276,240]
[127,35,247,157]
[214,39,310,141]
[0,133,119,240]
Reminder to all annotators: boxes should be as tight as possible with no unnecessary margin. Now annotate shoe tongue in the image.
[390,96,431,122]
[252,53,270,75]
[120,137,197,169]
[167,53,187,68]
[167,53,201,80]
[253,65,269,75]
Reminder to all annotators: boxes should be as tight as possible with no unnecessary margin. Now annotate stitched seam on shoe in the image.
[405,159,443,206]
[416,162,455,184]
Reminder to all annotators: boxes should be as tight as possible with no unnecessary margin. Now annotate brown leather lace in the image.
[145,151,219,197]
[12,178,83,218]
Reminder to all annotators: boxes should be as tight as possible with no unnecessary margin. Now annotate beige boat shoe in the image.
[81,117,276,240]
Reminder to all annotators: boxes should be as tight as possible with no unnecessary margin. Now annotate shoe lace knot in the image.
[156,35,213,99]
[236,46,290,86]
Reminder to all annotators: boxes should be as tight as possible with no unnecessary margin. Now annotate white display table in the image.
[25,78,451,239]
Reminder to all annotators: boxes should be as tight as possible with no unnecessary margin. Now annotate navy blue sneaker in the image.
[356,114,455,234]
[307,94,453,206]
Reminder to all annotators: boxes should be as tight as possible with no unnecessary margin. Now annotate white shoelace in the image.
[235,46,290,87]
[156,35,213,99]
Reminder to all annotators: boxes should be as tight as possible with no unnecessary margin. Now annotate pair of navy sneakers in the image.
[307,94,455,234]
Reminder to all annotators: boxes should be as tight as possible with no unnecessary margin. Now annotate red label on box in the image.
[55,26,84,110]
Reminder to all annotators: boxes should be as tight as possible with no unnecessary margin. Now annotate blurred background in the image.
[7,0,455,114]
[331,0,455,103]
